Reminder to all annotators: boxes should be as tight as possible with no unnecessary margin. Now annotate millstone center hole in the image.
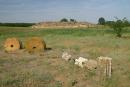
[33,47,36,49]
[10,45,14,48]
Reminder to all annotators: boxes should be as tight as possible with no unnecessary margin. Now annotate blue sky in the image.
[0,0,130,23]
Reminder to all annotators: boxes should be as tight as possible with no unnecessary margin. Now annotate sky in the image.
[0,0,130,23]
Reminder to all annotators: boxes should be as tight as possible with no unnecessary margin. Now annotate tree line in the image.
[0,23,35,27]
[98,17,130,26]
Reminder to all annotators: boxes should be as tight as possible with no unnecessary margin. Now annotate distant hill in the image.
[32,21,97,28]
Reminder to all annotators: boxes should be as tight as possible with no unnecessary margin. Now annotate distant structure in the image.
[32,21,97,28]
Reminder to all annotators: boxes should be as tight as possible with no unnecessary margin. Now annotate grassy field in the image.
[0,26,130,87]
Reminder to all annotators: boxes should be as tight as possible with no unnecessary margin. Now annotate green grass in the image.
[0,26,130,87]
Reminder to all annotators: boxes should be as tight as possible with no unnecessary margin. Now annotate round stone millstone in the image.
[4,37,21,52]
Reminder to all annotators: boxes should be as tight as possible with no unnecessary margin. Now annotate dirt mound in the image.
[32,22,97,28]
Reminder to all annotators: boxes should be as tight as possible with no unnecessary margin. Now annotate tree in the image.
[105,21,115,26]
[98,17,105,25]
[60,18,68,22]
[110,18,129,37]
[123,17,130,26]
[70,19,77,23]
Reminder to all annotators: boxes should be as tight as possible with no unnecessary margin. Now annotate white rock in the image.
[75,57,88,68]
[62,52,72,61]
[98,56,112,61]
